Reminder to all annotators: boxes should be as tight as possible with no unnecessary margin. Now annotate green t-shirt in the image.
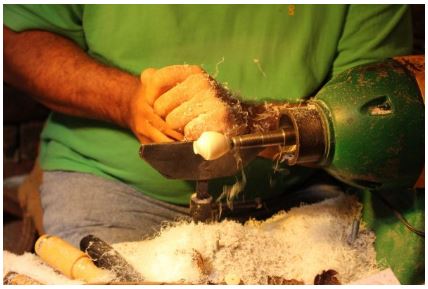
[4,4,412,205]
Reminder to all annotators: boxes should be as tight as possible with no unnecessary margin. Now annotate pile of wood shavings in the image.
[3,251,82,284]
[113,193,379,284]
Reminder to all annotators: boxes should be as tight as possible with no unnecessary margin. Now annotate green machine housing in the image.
[282,59,424,192]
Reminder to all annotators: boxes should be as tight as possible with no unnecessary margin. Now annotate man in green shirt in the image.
[5,5,422,282]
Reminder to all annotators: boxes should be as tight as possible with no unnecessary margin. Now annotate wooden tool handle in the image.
[35,234,112,283]
[3,272,43,285]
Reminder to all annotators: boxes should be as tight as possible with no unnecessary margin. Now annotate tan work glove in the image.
[129,65,248,143]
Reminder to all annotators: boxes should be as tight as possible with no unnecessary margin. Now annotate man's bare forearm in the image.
[4,26,139,127]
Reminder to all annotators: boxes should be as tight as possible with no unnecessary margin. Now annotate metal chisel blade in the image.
[139,141,261,180]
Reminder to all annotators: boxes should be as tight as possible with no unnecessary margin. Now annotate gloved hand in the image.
[129,65,248,143]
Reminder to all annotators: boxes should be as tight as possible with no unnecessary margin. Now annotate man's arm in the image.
[4,26,244,143]
[4,26,138,128]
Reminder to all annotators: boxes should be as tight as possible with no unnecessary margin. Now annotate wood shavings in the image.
[3,251,82,284]
[216,157,246,211]
[213,56,225,78]
[3,193,381,285]
[192,249,211,276]
[113,193,380,284]
[224,273,242,284]
[267,275,304,285]
[253,58,267,78]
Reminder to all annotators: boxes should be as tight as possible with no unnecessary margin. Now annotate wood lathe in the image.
[140,59,425,223]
